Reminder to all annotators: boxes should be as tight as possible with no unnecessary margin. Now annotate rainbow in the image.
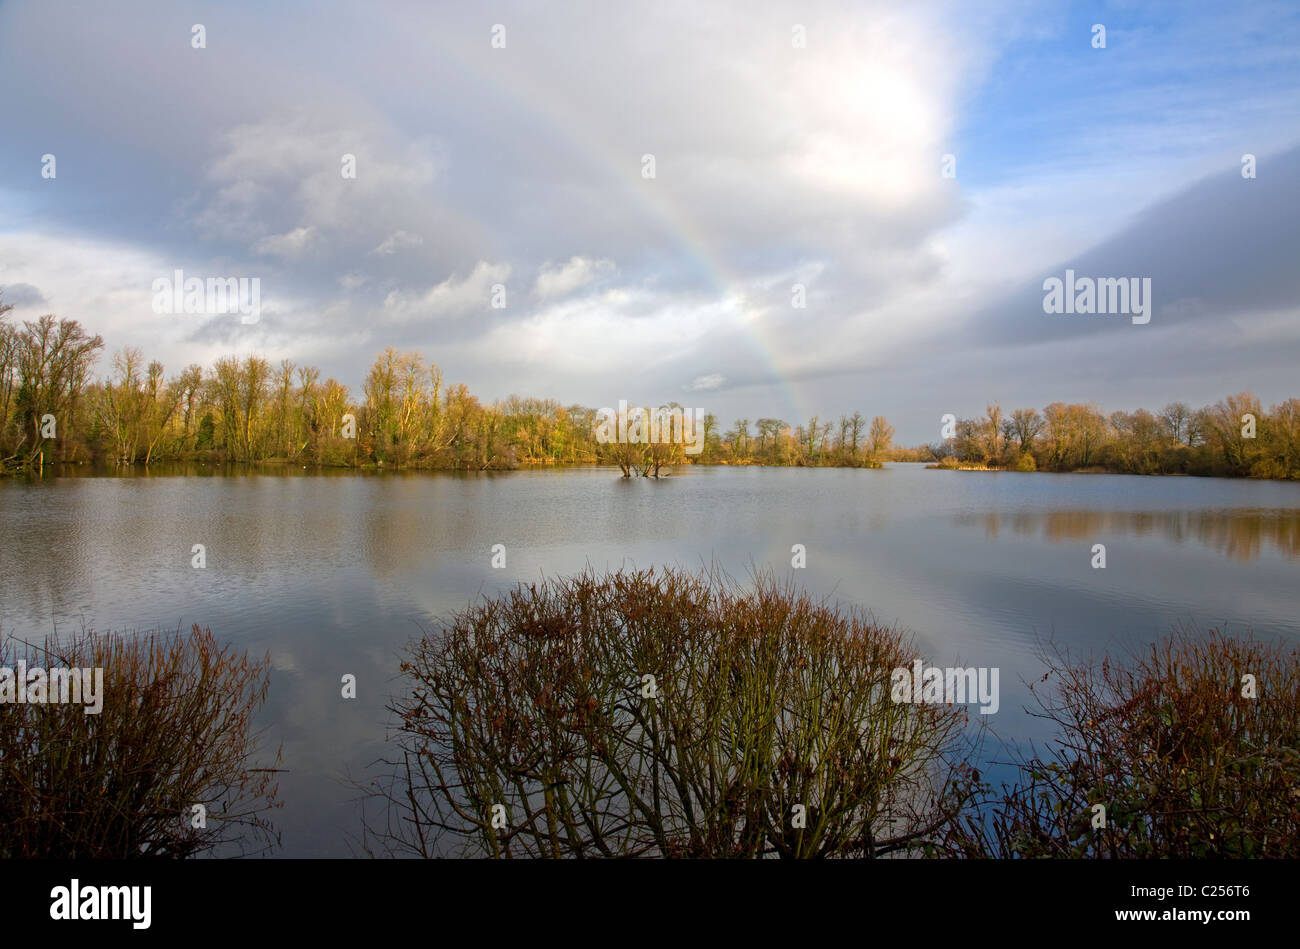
[427,35,817,426]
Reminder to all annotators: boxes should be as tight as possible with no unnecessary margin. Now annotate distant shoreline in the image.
[922,461,1297,482]
[9,457,1300,484]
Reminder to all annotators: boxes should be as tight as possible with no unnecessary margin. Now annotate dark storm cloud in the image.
[0,282,47,309]
[960,144,1300,348]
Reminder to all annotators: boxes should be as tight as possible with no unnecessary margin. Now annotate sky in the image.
[1,0,1298,445]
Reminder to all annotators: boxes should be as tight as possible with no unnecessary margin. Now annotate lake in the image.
[2,463,1298,856]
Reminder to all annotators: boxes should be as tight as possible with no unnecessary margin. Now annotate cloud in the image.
[253,226,318,259]
[0,282,46,309]
[958,143,1300,348]
[688,374,725,392]
[533,257,614,298]
[0,0,1297,443]
[378,261,511,324]
[371,230,424,255]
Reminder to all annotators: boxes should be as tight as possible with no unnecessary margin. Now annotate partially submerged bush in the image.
[374,567,976,858]
[945,627,1300,858]
[0,624,282,858]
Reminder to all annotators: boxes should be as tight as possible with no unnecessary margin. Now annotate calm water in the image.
[2,463,1298,856]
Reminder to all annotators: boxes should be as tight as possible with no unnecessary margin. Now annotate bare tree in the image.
[7,315,104,468]
[1159,401,1191,445]
[1008,408,1043,455]
[867,415,894,464]
[849,411,866,458]
[239,356,271,461]
[984,403,1004,463]
[142,361,184,466]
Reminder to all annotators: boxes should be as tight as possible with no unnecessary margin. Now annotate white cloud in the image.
[688,374,725,391]
[378,261,511,323]
[533,256,614,299]
[253,226,317,259]
[371,230,424,255]
[0,230,329,372]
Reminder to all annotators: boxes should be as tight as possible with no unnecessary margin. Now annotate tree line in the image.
[0,301,894,473]
[4,297,1295,479]
[933,397,1300,479]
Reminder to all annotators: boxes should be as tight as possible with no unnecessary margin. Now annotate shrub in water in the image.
[373,567,976,858]
[943,627,1300,858]
[0,624,282,858]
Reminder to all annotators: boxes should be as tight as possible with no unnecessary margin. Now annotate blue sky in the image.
[2,0,1298,443]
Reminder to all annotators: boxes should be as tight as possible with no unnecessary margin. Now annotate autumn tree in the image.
[867,415,894,465]
[1007,408,1042,456]
[984,403,1004,464]
[5,314,104,468]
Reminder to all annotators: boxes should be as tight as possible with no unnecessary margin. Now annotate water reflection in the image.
[958,509,1300,561]
[3,465,1298,855]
